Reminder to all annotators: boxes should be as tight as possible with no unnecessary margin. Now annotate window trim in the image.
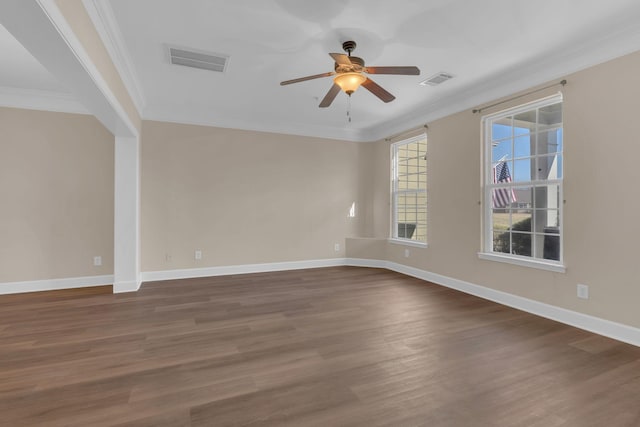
[388,238,428,248]
[479,93,565,271]
[390,133,428,246]
[478,252,566,273]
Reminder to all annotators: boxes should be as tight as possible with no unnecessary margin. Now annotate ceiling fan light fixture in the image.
[281,40,418,107]
[334,72,366,95]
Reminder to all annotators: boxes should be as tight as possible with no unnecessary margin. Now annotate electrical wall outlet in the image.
[404,249,410,258]
[165,253,172,262]
[93,256,102,266]
[334,243,340,252]
[195,250,202,260]
[577,283,589,300]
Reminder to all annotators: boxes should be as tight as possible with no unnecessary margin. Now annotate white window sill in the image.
[477,252,566,273]
[388,238,428,249]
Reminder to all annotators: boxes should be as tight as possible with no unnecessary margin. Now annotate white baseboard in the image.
[40,256,632,348]
[140,258,347,282]
[113,279,141,294]
[344,258,385,268]
[0,275,113,295]
[346,258,640,348]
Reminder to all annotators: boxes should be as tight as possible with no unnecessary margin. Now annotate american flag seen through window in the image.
[492,161,516,208]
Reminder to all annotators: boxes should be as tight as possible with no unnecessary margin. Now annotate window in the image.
[391,134,427,244]
[481,94,563,269]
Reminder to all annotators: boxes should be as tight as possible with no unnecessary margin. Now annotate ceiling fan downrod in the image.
[342,40,356,57]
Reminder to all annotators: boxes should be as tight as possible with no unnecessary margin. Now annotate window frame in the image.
[479,93,565,272]
[390,133,428,247]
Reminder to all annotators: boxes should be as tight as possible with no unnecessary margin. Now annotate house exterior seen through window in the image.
[391,134,427,244]
[482,94,563,268]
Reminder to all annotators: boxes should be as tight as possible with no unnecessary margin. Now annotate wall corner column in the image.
[114,135,141,293]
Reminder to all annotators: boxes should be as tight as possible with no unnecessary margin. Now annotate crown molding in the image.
[143,107,368,142]
[0,86,89,114]
[79,0,368,142]
[76,2,640,143]
[362,20,640,142]
[144,19,640,143]
[82,0,146,114]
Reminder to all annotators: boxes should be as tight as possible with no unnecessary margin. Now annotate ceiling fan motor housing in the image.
[335,56,365,72]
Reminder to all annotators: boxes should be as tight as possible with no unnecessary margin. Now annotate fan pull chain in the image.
[347,95,352,123]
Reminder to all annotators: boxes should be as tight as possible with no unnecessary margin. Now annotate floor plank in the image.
[0,266,639,426]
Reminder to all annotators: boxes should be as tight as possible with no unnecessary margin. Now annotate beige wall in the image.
[349,50,640,329]
[141,121,365,271]
[0,107,114,282]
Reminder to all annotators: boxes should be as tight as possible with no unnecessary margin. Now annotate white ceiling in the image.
[0,21,88,114]
[0,23,67,92]
[4,1,640,140]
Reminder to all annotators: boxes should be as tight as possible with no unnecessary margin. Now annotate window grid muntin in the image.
[392,134,427,244]
[483,94,563,263]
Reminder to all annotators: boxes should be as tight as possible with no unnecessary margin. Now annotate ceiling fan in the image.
[280,41,420,108]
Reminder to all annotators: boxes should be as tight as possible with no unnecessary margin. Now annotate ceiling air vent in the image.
[168,45,229,73]
[419,72,454,86]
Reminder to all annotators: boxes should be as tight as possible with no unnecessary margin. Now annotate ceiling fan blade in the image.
[319,84,341,108]
[329,53,352,65]
[365,66,420,75]
[280,72,334,86]
[362,78,395,103]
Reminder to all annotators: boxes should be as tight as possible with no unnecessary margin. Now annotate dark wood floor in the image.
[1,267,640,426]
